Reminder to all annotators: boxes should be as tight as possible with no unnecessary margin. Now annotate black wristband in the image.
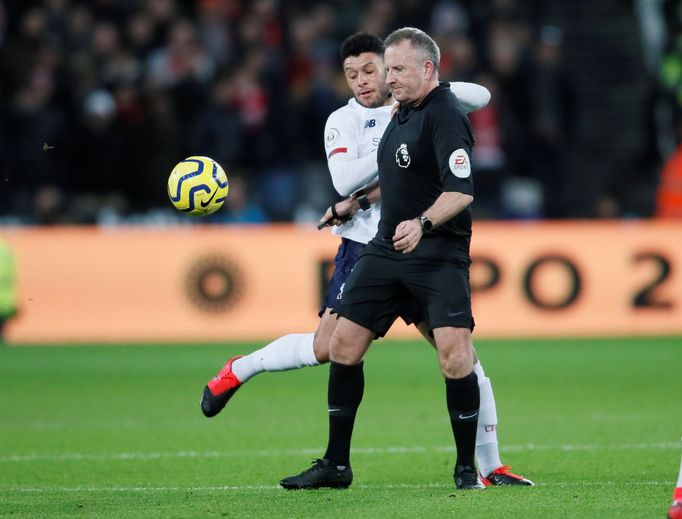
[356,194,370,210]
[331,203,340,219]
[354,189,371,211]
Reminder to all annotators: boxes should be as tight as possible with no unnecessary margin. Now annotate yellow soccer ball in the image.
[167,156,229,215]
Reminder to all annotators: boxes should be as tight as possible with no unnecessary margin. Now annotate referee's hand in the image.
[393,218,422,254]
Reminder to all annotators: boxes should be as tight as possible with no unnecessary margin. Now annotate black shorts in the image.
[319,238,423,325]
[337,241,474,337]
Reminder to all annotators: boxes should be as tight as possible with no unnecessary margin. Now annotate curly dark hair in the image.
[340,32,385,61]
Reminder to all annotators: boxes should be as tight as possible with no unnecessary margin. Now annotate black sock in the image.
[445,371,480,470]
[323,361,364,467]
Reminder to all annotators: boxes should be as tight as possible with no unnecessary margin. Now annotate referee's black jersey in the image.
[375,82,475,262]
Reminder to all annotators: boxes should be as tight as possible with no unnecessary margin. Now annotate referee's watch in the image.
[419,215,433,233]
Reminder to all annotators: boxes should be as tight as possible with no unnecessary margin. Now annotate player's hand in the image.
[392,218,422,253]
[318,200,354,229]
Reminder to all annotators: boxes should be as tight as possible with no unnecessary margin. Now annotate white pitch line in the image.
[3,480,676,494]
[0,442,678,464]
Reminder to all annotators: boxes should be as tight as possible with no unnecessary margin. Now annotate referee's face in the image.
[385,40,433,106]
[343,52,391,108]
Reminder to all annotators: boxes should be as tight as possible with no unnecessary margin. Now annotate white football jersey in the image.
[324,98,392,244]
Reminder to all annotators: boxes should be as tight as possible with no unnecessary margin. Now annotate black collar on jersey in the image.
[397,81,451,122]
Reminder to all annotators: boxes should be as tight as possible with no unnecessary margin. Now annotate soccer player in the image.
[201,32,532,487]
[669,444,682,519]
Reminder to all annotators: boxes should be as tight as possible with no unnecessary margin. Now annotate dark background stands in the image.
[0,0,679,225]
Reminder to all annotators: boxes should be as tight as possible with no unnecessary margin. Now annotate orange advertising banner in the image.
[1,221,681,344]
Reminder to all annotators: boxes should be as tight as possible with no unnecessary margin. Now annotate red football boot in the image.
[669,488,682,519]
[200,356,243,417]
[481,465,534,486]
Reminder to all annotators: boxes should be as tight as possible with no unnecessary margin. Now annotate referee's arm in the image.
[421,191,473,227]
[392,192,472,254]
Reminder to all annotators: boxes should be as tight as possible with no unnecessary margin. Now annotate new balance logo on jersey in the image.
[396,143,411,168]
[364,119,376,128]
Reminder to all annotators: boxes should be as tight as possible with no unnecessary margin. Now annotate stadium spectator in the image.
[530,24,573,218]
[209,174,267,224]
[187,68,243,170]
[656,135,682,217]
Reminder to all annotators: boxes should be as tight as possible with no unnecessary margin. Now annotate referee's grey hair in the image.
[384,27,440,73]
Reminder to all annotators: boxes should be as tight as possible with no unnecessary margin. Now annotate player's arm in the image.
[318,182,380,229]
[449,82,491,113]
[324,111,379,197]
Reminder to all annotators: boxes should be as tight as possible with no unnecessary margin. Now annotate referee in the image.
[281,27,483,491]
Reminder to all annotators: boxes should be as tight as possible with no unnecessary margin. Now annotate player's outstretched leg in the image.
[474,360,534,486]
[279,458,353,490]
[200,333,319,417]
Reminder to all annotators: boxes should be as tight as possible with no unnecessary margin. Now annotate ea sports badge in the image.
[449,148,471,178]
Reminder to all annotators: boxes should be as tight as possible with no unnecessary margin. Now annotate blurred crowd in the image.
[0,0,681,225]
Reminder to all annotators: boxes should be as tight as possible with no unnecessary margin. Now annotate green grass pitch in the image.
[0,337,680,518]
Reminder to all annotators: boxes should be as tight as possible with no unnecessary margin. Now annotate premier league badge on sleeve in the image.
[396,143,411,168]
[326,128,341,148]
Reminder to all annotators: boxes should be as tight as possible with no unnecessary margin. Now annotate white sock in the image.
[473,360,503,477]
[231,333,319,383]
